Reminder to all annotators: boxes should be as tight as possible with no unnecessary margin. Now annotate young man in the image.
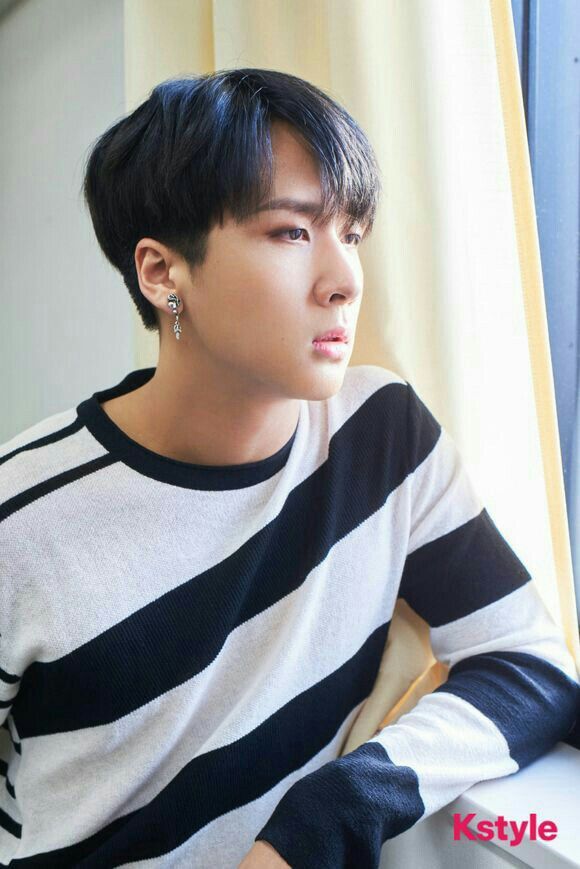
[0,69,578,868]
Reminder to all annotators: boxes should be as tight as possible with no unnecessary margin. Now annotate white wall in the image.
[0,0,133,443]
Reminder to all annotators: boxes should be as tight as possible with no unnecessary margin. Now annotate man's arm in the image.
[254,383,580,869]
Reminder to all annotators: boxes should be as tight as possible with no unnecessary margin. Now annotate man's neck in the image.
[99,357,301,467]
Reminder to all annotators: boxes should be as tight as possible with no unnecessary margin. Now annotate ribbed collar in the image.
[76,367,301,491]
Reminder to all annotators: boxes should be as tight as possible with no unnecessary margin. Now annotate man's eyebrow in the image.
[246,197,369,236]
[250,197,325,218]
[249,197,368,232]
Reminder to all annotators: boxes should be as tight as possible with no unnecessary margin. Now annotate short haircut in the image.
[82,68,382,333]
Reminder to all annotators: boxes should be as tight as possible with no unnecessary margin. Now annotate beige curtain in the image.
[124,0,580,756]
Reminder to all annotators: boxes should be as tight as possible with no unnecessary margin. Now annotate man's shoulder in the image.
[344,363,407,391]
[0,404,102,509]
[316,365,413,459]
[1,406,77,458]
[334,364,409,417]
[341,366,441,432]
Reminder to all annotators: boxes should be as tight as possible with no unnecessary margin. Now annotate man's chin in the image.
[295,370,347,402]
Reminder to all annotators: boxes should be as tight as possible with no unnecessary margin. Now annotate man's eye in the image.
[274,227,309,241]
[273,228,362,246]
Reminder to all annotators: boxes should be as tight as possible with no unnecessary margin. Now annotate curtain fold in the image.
[124,0,579,756]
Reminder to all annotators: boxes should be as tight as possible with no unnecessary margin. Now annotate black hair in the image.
[82,68,382,332]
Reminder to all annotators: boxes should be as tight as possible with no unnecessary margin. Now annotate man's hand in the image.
[238,839,292,868]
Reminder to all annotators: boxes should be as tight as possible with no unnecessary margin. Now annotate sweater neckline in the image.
[76,367,302,491]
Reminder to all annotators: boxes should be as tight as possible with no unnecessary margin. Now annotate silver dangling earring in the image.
[167,292,183,341]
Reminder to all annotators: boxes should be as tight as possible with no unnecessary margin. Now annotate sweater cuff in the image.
[254,742,422,869]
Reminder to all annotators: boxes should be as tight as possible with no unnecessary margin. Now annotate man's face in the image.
[176,120,365,402]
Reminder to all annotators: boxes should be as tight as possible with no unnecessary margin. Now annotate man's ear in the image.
[134,238,181,315]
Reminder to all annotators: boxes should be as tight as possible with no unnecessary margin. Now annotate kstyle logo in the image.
[453,813,558,847]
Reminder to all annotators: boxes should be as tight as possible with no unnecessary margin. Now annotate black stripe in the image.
[0,666,20,685]
[0,805,21,839]
[405,380,442,470]
[0,760,7,777]
[13,382,430,739]
[399,508,531,626]
[0,699,13,708]
[10,621,390,867]
[436,650,580,767]
[0,453,117,524]
[0,416,85,468]
[5,775,15,799]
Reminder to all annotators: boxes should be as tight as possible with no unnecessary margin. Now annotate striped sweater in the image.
[0,364,578,868]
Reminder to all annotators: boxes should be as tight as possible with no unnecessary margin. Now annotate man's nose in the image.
[313,240,363,307]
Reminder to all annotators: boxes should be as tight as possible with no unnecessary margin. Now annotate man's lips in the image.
[312,338,349,359]
[313,327,349,343]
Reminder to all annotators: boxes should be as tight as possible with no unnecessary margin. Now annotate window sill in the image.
[444,742,580,868]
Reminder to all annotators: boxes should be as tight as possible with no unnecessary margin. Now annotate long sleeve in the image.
[255,382,580,869]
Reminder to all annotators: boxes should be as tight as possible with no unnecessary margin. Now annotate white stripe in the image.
[431,580,580,682]
[369,691,518,815]
[0,407,79,460]
[0,425,108,505]
[407,427,483,554]
[0,684,18,706]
